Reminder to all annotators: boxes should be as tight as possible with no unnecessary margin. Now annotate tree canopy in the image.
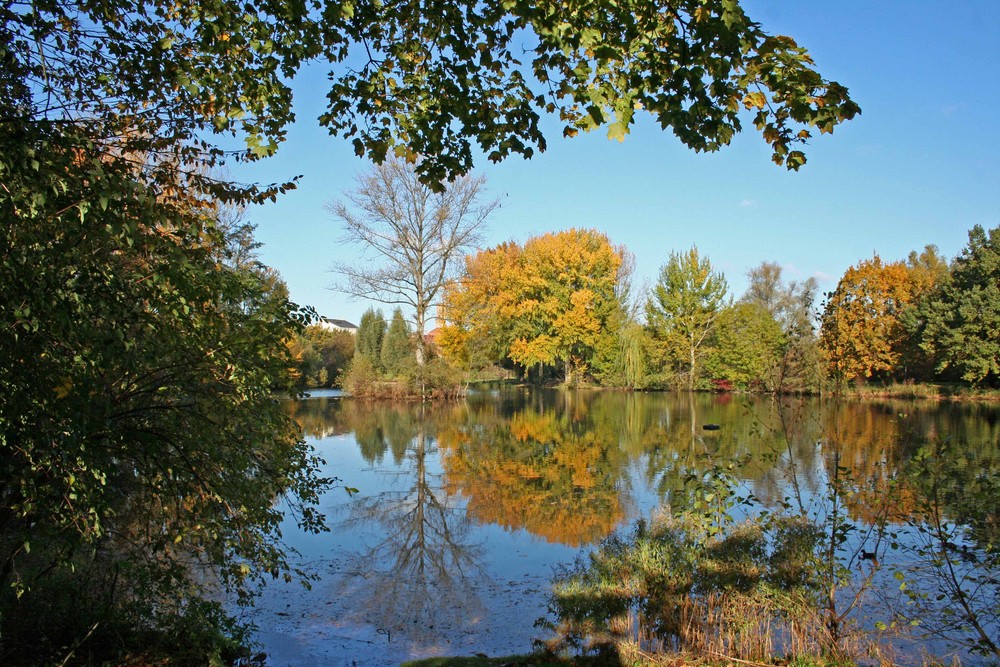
[443,229,625,383]
[382,307,416,376]
[646,246,730,390]
[6,0,859,193]
[819,255,916,383]
[741,262,821,392]
[0,128,327,659]
[918,226,1000,385]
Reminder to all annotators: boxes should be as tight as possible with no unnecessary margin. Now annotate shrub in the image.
[404,357,466,399]
[340,355,382,397]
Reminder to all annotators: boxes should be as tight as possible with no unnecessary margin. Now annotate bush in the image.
[0,566,250,666]
[342,354,466,400]
[404,357,466,398]
[341,355,390,397]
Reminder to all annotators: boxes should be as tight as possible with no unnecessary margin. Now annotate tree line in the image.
[328,161,995,395]
[425,223,998,392]
[820,230,999,386]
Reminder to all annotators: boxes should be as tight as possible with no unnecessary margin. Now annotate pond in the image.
[243,387,1000,666]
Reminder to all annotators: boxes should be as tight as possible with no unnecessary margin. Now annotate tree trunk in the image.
[415,305,426,366]
[689,338,696,392]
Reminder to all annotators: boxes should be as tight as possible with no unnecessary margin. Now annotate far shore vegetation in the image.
[306,191,998,401]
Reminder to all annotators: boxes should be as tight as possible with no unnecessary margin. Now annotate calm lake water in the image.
[245,387,1000,666]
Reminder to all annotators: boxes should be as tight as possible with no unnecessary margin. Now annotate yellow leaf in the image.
[54,377,73,399]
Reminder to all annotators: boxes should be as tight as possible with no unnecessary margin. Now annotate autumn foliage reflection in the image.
[440,402,630,546]
[297,390,999,551]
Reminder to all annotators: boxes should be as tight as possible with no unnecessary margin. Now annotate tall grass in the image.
[541,510,849,663]
[845,381,1000,401]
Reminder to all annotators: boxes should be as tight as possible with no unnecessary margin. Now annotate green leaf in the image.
[607,121,628,143]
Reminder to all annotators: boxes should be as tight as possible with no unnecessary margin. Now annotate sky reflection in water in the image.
[247,388,1000,666]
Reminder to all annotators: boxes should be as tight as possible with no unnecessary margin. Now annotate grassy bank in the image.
[403,654,628,667]
[842,381,1000,401]
[402,650,856,667]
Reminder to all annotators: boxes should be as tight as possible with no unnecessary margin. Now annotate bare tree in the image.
[328,156,499,363]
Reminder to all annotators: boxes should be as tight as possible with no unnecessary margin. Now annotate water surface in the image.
[246,388,1000,666]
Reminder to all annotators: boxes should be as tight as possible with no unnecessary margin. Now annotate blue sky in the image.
[230,1,1000,326]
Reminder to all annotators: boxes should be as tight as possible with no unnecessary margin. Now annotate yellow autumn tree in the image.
[443,230,624,383]
[819,255,917,383]
[439,241,525,373]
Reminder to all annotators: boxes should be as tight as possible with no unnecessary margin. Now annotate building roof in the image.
[319,317,358,330]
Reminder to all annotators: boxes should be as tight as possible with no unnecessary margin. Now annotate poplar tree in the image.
[355,308,388,372]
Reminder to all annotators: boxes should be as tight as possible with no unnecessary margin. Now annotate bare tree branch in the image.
[328,156,499,362]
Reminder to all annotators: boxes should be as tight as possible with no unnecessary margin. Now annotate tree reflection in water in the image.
[334,405,488,645]
[439,390,632,547]
[275,389,1000,662]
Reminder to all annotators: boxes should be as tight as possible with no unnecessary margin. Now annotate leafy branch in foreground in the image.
[7,0,858,190]
[885,442,1000,658]
[0,122,331,663]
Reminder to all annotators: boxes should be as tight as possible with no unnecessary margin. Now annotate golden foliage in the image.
[443,229,624,380]
[440,407,626,546]
[819,255,917,382]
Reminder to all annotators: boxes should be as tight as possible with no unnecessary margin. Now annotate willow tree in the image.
[328,156,499,364]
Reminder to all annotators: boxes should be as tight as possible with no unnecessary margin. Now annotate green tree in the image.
[742,262,822,392]
[295,325,356,387]
[646,247,731,391]
[918,225,1000,385]
[317,0,860,184]
[0,133,327,660]
[5,0,859,196]
[705,303,785,391]
[355,308,388,371]
[590,249,652,389]
[906,244,951,294]
[898,244,952,380]
[382,308,415,376]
